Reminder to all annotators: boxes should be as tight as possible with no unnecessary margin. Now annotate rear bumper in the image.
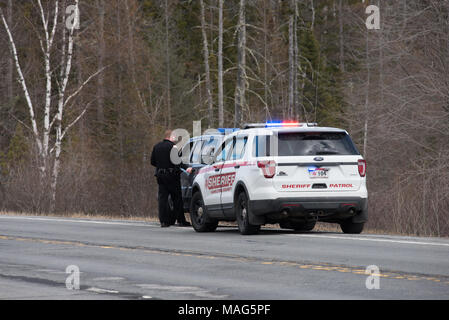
[249,197,368,223]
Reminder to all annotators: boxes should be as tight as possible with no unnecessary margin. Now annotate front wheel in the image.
[236,192,260,235]
[340,220,364,234]
[189,192,218,232]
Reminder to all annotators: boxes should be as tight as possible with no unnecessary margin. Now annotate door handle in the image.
[234,165,241,169]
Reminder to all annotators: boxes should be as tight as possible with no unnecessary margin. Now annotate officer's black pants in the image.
[157,174,185,225]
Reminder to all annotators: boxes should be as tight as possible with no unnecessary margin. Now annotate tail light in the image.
[358,160,367,177]
[258,160,276,179]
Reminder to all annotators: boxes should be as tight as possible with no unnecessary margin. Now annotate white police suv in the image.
[188,122,368,235]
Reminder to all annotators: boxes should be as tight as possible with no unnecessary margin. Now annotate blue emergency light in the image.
[265,121,301,128]
[244,121,318,129]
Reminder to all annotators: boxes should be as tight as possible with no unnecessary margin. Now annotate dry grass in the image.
[0,211,159,223]
[0,211,439,237]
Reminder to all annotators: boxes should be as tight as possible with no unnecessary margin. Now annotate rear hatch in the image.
[255,130,363,192]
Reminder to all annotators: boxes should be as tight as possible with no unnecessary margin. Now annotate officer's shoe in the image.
[177,221,191,227]
[161,223,171,228]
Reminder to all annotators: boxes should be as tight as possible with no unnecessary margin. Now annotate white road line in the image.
[86,287,119,294]
[0,216,157,228]
[1,215,448,248]
[136,284,228,299]
[92,277,125,282]
[288,234,449,247]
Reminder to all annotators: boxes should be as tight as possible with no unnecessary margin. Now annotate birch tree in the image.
[6,0,13,102]
[1,0,104,211]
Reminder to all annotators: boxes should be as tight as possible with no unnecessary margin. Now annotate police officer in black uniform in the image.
[151,130,192,228]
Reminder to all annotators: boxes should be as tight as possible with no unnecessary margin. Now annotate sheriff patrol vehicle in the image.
[187,122,368,235]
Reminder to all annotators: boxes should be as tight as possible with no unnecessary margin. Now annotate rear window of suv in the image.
[253,132,360,157]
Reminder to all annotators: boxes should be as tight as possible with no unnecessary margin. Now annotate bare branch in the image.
[0,9,42,155]
[61,100,94,141]
[63,66,108,109]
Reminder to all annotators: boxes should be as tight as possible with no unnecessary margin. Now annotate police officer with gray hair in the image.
[151,130,192,228]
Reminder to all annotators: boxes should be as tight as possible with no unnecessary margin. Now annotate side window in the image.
[215,139,234,163]
[211,138,223,154]
[253,135,270,157]
[230,136,248,161]
[200,137,223,165]
[191,140,204,164]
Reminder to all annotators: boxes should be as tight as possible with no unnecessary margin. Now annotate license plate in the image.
[308,167,330,179]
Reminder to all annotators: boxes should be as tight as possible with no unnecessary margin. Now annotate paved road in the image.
[0,215,448,300]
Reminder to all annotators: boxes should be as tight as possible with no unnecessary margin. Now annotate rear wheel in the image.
[189,192,218,232]
[236,192,260,235]
[280,220,316,232]
[340,220,364,234]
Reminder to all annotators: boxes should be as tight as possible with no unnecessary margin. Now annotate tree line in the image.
[0,0,448,236]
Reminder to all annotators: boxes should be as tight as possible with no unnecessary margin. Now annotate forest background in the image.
[0,0,448,236]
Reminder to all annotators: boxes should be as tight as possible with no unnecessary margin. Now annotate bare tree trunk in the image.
[124,0,141,128]
[235,0,246,128]
[96,0,105,124]
[338,0,345,72]
[117,2,124,173]
[288,0,295,118]
[218,0,224,127]
[51,0,79,212]
[6,0,13,101]
[294,1,300,120]
[37,0,59,173]
[310,0,315,31]
[378,0,384,107]
[263,0,270,119]
[76,34,86,155]
[199,0,214,128]
[363,29,370,157]
[165,0,172,128]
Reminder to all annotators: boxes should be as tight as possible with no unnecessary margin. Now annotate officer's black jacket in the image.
[150,139,188,170]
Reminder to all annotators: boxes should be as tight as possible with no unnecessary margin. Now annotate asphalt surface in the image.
[0,215,448,300]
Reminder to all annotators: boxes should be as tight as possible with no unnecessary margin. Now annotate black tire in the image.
[189,192,218,233]
[236,192,260,235]
[340,220,365,234]
[280,220,316,232]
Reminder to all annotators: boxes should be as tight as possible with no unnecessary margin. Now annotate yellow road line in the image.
[1,234,447,286]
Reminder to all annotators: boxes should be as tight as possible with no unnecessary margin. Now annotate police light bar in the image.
[266,121,300,127]
[244,122,318,129]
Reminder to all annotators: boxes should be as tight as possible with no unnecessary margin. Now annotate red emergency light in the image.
[265,121,300,128]
[243,122,318,129]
